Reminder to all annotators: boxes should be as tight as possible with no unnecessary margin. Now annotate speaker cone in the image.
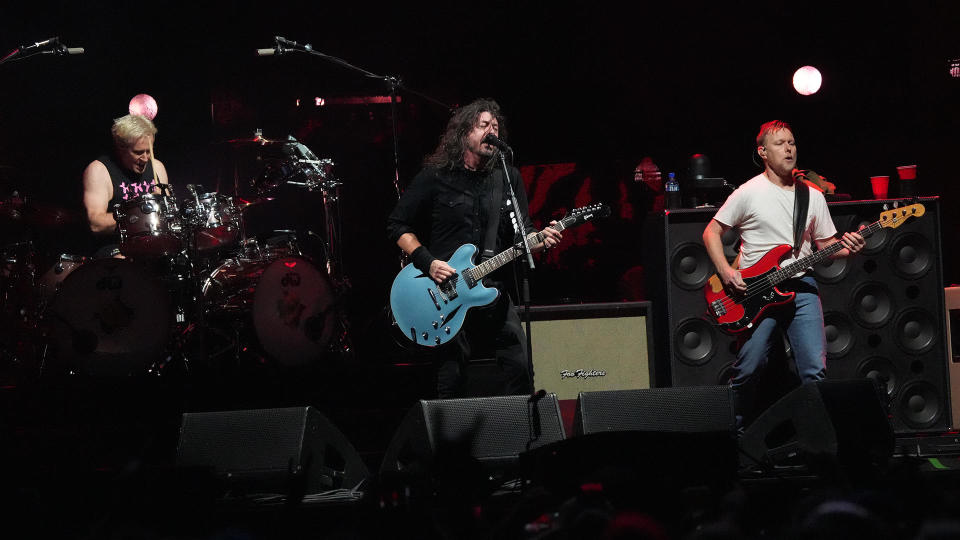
[856,356,898,397]
[859,219,889,255]
[897,380,942,429]
[893,308,937,354]
[673,318,717,366]
[823,311,855,358]
[813,256,850,284]
[670,243,712,290]
[850,282,895,328]
[891,233,933,279]
[721,229,740,262]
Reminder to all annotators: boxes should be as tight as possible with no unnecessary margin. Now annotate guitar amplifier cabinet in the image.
[644,198,949,434]
[528,302,654,399]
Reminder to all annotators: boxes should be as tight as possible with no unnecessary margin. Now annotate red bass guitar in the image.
[705,203,925,333]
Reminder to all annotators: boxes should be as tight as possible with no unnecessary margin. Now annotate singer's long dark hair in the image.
[424,98,507,170]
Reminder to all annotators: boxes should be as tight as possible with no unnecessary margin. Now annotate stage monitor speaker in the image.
[380,394,566,474]
[574,385,735,436]
[739,379,894,472]
[946,287,960,430]
[814,198,949,433]
[644,208,741,388]
[529,302,654,399]
[176,406,369,495]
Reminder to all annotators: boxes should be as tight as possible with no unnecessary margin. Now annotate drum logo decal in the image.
[277,290,306,328]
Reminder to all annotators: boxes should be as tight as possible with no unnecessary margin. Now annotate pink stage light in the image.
[792,66,823,96]
[128,94,158,119]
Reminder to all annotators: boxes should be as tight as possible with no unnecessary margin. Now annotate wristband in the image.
[411,246,436,274]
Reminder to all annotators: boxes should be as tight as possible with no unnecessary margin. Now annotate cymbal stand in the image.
[258,36,454,267]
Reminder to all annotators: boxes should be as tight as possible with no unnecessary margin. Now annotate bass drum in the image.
[204,256,336,366]
[47,258,172,376]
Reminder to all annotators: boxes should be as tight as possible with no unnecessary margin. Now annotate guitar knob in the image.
[444,327,451,334]
[421,332,428,341]
[435,336,441,345]
[432,321,439,329]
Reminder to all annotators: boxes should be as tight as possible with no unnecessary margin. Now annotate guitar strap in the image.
[480,168,505,262]
[793,178,809,254]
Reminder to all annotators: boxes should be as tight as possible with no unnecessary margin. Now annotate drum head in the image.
[252,257,335,366]
[48,259,171,376]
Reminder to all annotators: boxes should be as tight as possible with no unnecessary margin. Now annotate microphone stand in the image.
[498,149,537,388]
[263,36,453,267]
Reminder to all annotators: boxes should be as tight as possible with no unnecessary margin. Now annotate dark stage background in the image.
[2,1,958,326]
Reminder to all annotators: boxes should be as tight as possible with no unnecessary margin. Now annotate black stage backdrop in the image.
[1,1,958,321]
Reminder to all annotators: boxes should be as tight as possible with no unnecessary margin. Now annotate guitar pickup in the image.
[711,300,726,317]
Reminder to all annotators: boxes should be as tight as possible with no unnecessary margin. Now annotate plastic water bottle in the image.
[665,172,681,209]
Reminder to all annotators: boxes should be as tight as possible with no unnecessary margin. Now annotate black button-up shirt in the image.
[387,165,535,263]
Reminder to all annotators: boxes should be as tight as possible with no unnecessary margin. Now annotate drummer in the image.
[81,114,170,258]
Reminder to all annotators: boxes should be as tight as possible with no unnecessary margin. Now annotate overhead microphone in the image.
[482,133,512,154]
[257,36,312,57]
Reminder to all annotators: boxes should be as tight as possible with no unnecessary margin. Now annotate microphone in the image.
[19,37,60,55]
[482,133,512,154]
[258,36,312,56]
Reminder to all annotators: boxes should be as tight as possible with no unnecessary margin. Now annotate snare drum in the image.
[114,194,183,257]
[182,192,240,251]
[47,258,172,376]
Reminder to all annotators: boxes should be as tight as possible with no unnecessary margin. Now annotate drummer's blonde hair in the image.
[112,114,157,148]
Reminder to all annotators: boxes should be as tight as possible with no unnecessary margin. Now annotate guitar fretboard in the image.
[465,221,569,283]
[765,208,910,287]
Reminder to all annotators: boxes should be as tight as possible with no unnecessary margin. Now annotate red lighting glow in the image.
[284,261,297,268]
[793,66,822,96]
[128,93,159,119]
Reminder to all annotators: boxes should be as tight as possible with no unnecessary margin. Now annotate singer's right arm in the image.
[82,160,117,234]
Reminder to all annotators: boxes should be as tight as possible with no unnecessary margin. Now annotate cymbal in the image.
[218,136,284,147]
[0,197,80,227]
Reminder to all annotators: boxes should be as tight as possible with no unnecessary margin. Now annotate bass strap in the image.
[793,178,809,253]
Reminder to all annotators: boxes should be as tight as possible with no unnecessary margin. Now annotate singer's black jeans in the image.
[435,295,532,399]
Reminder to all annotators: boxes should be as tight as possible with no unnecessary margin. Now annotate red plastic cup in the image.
[870,176,889,199]
[896,165,917,180]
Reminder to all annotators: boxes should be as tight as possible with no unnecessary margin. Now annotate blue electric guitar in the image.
[390,203,610,347]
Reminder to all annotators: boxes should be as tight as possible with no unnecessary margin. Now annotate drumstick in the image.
[148,135,159,193]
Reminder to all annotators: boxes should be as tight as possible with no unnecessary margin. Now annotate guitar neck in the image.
[770,218,885,285]
[466,219,572,282]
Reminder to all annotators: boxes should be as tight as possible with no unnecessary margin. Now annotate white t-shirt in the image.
[714,173,837,273]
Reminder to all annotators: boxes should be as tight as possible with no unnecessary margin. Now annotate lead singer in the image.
[387,98,562,398]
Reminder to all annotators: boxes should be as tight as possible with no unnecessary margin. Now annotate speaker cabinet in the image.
[380,394,565,474]
[815,198,949,433]
[945,287,960,430]
[574,385,735,436]
[644,208,741,388]
[176,406,369,495]
[529,302,654,399]
[739,379,894,471]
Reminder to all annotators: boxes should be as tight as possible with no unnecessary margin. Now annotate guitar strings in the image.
[711,210,912,310]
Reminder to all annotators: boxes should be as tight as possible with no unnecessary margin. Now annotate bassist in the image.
[701,120,865,429]
[387,99,562,398]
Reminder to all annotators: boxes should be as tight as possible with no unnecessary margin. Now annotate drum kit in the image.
[0,136,350,380]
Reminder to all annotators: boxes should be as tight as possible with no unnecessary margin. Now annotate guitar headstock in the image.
[561,203,611,226]
[879,203,925,229]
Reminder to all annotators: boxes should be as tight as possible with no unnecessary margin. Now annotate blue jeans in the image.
[730,276,826,427]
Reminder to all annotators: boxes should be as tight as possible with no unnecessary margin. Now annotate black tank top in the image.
[97,154,157,213]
